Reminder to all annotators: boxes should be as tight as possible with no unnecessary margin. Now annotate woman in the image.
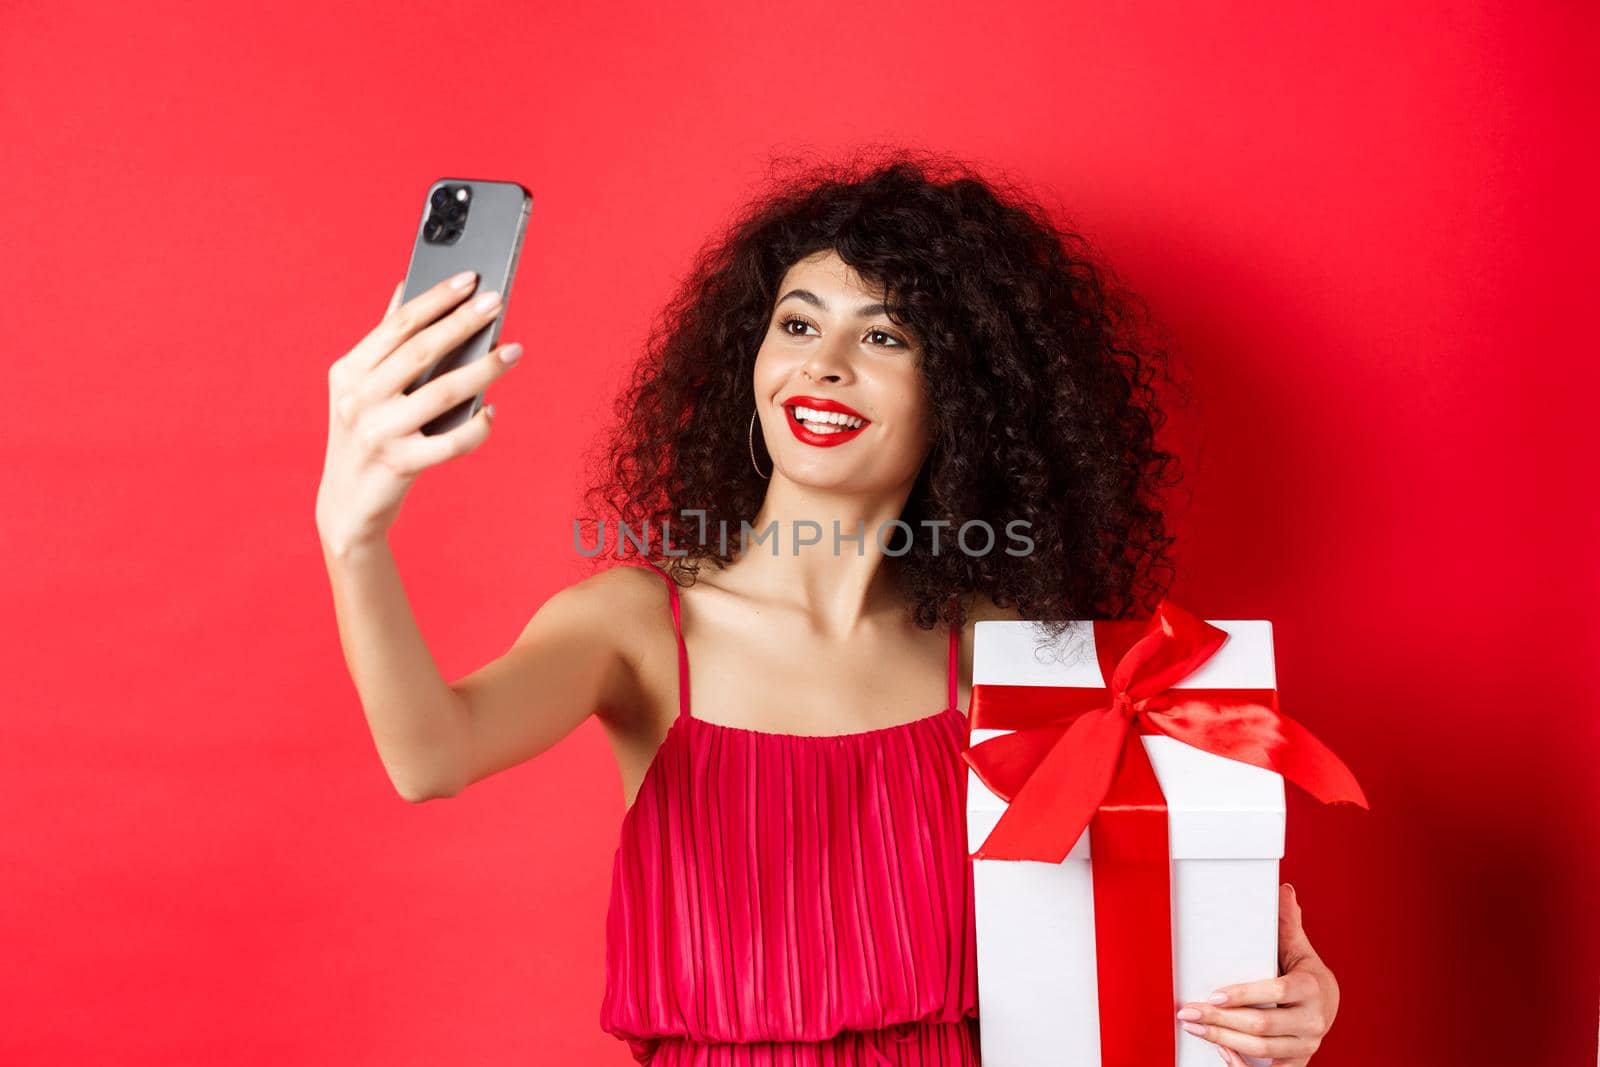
[316,152,1340,1065]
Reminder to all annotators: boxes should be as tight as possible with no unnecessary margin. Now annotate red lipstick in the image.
[781,395,871,448]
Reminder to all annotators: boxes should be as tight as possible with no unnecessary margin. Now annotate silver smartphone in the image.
[400,177,532,435]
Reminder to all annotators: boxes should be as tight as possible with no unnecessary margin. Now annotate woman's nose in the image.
[802,342,853,383]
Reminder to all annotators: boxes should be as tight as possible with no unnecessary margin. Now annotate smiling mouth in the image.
[786,402,869,434]
[782,402,870,447]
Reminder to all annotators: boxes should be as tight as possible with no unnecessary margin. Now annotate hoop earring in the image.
[748,408,770,479]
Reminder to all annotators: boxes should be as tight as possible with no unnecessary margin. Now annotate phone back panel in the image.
[400,178,531,435]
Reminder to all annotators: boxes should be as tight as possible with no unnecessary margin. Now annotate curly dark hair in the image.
[577,146,1190,636]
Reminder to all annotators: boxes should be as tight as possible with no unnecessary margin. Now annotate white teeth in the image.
[790,404,865,430]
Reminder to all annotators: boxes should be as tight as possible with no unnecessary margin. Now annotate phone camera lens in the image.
[423,184,470,246]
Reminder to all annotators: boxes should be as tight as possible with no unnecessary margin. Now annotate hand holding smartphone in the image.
[314,178,531,555]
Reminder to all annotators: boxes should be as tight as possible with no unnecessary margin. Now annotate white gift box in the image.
[967,619,1286,1067]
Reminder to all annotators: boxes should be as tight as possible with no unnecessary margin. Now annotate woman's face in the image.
[751,249,934,493]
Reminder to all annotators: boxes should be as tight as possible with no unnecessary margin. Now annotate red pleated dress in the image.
[600,564,981,1065]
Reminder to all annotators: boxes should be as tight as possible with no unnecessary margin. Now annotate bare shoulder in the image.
[559,560,671,608]
[554,562,682,746]
[537,563,673,662]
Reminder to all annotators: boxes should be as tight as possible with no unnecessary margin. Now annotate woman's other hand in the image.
[1175,883,1339,1066]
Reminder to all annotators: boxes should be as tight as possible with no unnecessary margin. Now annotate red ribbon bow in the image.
[961,598,1368,1067]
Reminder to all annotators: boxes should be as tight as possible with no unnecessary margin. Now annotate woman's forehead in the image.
[778,255,893,312]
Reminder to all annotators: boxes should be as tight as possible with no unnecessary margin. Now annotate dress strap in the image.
[634,563,691,721]
[947,594,961,713]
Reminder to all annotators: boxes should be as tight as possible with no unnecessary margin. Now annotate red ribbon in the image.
[961,599,1368,1067]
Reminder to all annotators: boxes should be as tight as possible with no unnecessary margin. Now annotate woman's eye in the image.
[776,316,906,348]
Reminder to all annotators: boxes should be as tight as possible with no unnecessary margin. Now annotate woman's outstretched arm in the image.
[320,545,639,803]
[316,272,638,803]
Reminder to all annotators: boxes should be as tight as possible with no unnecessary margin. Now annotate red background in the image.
[3,1,1595,1063]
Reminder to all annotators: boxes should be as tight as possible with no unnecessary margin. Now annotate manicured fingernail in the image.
[1209,992,1228,1004]
[472,290,502,312]
[1216,1048,1229,1063]
[1182,1022,1205,1035]
[1177,1007,1202,1021]
[449,270,476,289]
[500,343,523,365]
[485,404,496,420]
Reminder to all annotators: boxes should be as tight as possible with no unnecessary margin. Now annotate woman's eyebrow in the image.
[775,288,896,318]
